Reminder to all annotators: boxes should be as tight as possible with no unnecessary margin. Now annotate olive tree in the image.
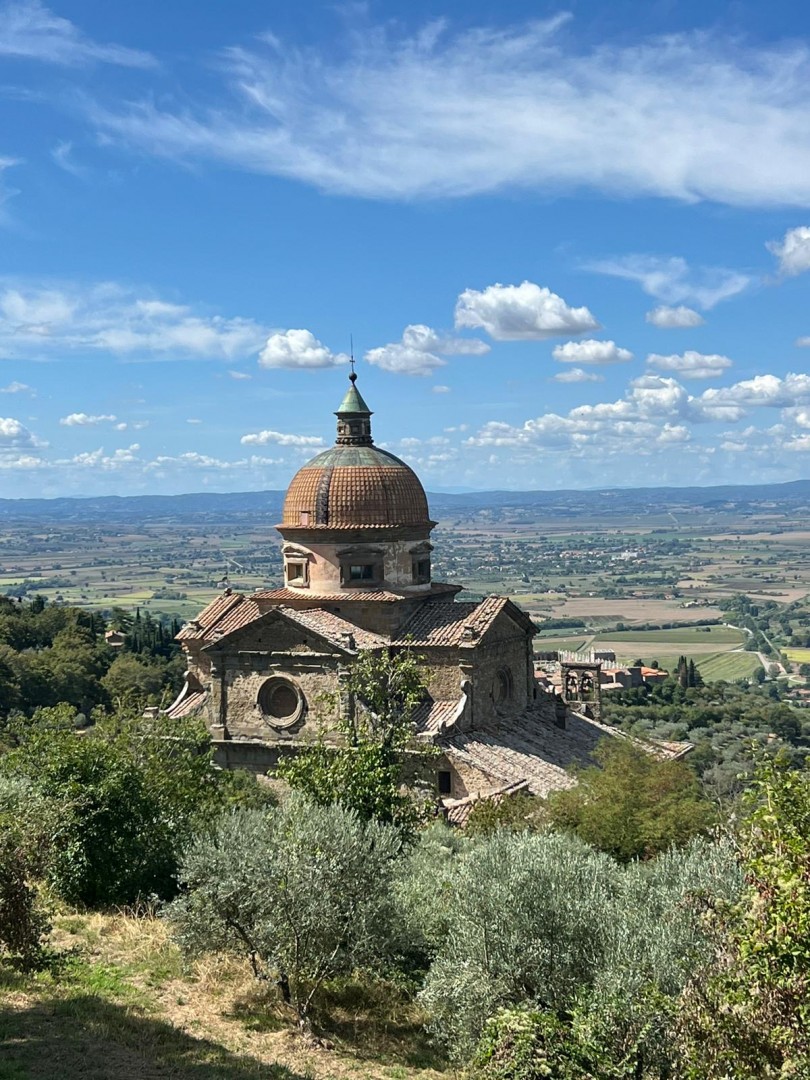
[419,830,621,1059]
[168,795,402,1030]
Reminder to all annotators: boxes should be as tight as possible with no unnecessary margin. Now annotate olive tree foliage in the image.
[419,830,621,1060]
[391,818,469,971]
[278,648,428,833]
[168,795,402,1030]
[419,829,742,1074]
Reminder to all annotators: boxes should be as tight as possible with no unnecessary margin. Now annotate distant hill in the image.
[0,478,808,523]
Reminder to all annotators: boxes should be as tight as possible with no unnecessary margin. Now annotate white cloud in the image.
[552,339,632,365]
[67,444,140,470]
[587,255,749,310]
[0,380,31,393]
[696,373,810,420]
[240,429,324,447]
[59,412,117,427]
[147,452,283,471]
[0,415,43,449]
[186,418,202,425]
[455,281,599,341]
[0,280,270,361]
[400,323,489,356]
[366,323,488,377]
[83,20,810,208]
[797,337,810,347]
[0,0,154,67]
[227,369,252,380]
[465,369,810,456]
[366,343,444,376]
[767,226,810,277]
[552,367,604,383]
[646,305,705,328]
[258,328,348,370]
[647,351,732,380]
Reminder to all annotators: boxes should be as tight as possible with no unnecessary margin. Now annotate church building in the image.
[169,374,681,817]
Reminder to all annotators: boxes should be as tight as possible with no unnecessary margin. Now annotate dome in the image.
[280,374,431,530]
[282,443,430,528]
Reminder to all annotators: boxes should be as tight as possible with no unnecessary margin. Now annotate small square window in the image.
[286,560,308,586]
[349,564,375,581]
[438,770,452,795]
[299,510,311,525]
[412,558,431,584]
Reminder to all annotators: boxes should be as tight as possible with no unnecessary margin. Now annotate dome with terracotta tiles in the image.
[280,376,431,529]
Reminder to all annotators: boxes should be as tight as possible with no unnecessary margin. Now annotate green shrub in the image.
[473,1007,615,1080]
[0,776,51,968]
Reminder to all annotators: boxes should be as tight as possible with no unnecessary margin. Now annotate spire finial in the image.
[349,335,357,382]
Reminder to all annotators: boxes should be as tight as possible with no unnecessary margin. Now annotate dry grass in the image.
[0,911,451,1080]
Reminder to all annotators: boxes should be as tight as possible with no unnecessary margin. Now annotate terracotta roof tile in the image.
[394,595,532,647]
[176,591,245,641]
[254,582,460,604]
[443,780,530,827]
[413,698,464,734]
[442,707,692,799]
[165,689,207,719]
[277,608,387,651]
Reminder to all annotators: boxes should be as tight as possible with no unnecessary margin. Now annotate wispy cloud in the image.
[59,412,117,427]
[0,280,270,361]
[587,255,750,310]
[0,155,21,223]
[0,0,155,68]
[51,139,86,177]
[85,18,810,206]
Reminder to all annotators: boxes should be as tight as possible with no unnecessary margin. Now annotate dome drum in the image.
[276,375,435,595]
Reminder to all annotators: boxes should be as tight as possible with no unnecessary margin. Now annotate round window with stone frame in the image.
[258,676,305,729]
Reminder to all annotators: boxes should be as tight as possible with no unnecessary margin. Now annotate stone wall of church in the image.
[466,630,533,728]
[206,621,345,743]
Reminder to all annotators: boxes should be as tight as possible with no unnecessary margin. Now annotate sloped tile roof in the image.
[412,698,463,734]
[442,706,692,799]
[394,595,533,647]
[179,590,388,653]
[176,591,247,641]
[165,689,207,719]
[277,607,387,651]
[254,582,460,604]
[443,780,530,827]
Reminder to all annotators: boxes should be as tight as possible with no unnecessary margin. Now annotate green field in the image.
[594,625,744,645]
[784,648,810,663]
[599,650,762,681]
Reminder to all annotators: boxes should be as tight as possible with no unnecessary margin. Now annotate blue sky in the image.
[1,0,810,496]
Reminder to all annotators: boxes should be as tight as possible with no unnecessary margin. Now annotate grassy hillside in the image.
[0,911,448,1080]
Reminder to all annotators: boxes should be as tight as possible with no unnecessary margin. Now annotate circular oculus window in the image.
[258,676,304,729]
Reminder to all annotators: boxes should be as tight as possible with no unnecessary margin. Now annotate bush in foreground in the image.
[168,795,402,1031]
